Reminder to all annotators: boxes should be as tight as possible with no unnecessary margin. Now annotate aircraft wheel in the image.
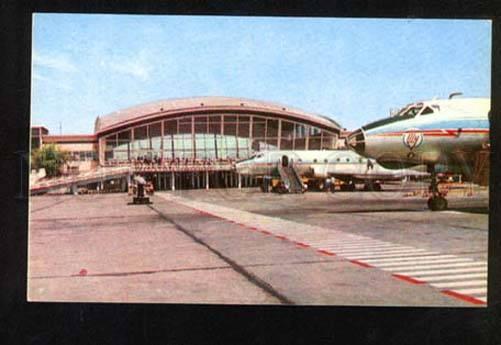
[373,183,382,192]
[427,196,448,211]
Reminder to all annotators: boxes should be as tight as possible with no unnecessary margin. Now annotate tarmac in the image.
[28,184,489,306]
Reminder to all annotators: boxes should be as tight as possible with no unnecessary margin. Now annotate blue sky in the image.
[31,14,491,134]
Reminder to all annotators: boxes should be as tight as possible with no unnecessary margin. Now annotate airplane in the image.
[346,93,490,211]
[235,149,429,193]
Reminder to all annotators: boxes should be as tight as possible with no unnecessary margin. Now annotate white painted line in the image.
[432,280,487,289]
[364,254,458,264]
[449,287,487,295]
[321,243,398,250]
[377,258,474,268]
[395,263,487,275]
[328,246,416,255]
[308,239,381,247]
[348,250,435,260]
[423,273,487,282]
[331,246,421,255]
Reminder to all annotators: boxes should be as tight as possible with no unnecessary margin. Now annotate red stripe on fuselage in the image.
[372,129,489,137]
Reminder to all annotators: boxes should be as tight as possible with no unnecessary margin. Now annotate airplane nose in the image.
[346,128,366,154]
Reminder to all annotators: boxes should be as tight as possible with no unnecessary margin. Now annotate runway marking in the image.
[393,262,486,274]
[320,244,402,251]
[391,274,426,284]
[407,267,487,277]
[431,280,487,289]
[375,258,474,268]
[330,246,421,255]
[441,290,487,305]
[347,250,435,260]
[363,254,459,264]
[157,193,488,306]
[452,287,487,295]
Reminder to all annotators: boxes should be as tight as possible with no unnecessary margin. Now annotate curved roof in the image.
[94,96,341,135]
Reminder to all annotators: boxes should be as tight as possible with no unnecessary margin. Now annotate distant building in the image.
[31,126,49,150]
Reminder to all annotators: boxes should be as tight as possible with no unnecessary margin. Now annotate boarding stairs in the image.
[30,166,132,195]
[278,160,304,194]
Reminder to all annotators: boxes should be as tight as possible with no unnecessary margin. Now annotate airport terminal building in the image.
[32,96,342,191]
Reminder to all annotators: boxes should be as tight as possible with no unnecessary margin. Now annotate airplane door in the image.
[281,155,289,167]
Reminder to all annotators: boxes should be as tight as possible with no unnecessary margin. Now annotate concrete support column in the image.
[238,173,242,189]
[205,170,209,190]
[171,171,175,191]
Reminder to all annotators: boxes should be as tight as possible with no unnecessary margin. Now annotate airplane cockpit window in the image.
[420,106,434,115]
[399,104,423,117]
[362,103,424,131]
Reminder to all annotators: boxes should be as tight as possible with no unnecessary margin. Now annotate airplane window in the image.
[346,158,350,162]
[313,159,318,163]
[359,158,363,163]
[401,105,423,117]
[336,158,340,162]
[324,159,328,163]
[420,107,434,115]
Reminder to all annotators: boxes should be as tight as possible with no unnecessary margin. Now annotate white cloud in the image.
[32,71,73,91]
[107,52,153,81]
[33,51,77,73]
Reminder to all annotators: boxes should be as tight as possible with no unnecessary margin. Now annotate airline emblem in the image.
[402,130,424,149]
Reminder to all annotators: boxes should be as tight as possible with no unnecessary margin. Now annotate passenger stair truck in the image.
[278,158,304,193]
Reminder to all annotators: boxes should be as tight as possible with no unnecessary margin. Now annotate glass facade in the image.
[102,114,338,162]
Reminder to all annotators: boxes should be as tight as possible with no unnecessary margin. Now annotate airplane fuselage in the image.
[347,97,490,175]
[235,150,427,182]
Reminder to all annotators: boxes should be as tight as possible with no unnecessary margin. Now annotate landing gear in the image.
[340,181,355,192]
[363,182,382,191]
[260,176,271,193]
[427,165,448,211]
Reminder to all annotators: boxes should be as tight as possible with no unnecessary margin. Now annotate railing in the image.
[30,167,132,193]
[103,159,236,172]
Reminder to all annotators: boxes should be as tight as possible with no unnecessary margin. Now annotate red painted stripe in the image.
[350,260,373,268]
[374,129,489,137]
[260,230,271,235]
[275,235,287,240]
[294,241,310,248]
[317,249,335,256]
[392,274,426,285]
[249,227,259,231]
[441,290,487,305]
